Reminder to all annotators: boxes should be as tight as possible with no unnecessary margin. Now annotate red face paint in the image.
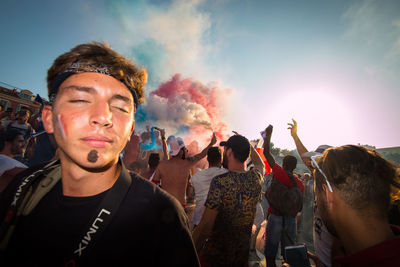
[56,114,68,139]
[130,121,135,133]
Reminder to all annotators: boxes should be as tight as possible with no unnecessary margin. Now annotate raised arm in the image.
[156,127,169,160]
[288,119,308,156]
[263,125,276,168]
[288,119,312,171]
[189,133,217,164]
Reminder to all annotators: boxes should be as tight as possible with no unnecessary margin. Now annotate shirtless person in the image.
[153,133,217,208]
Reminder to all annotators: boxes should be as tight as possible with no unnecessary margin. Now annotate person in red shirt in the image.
[313,145,400,267]
[262,125,305,267]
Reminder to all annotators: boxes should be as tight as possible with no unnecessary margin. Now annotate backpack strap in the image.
[22,166,61,215]
[285,171,298,188]
[149,171,155,182]
[0,160,60,250]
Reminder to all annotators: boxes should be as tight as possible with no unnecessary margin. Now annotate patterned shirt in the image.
[202,168,263,266]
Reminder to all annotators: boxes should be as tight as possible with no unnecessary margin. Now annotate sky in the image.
[1,0,399,150]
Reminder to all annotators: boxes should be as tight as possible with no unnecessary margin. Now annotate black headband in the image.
[49,63,139,111]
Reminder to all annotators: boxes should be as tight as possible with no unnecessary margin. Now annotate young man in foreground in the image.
[313,145,400,266]
[0,42,199,266]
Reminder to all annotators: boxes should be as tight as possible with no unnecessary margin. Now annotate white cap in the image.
[168,136,185,156]
[301,145,332,158]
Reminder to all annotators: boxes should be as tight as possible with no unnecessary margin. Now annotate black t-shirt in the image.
[0,164,199,266]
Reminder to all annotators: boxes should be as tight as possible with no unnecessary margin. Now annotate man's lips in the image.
[81,136,113,147]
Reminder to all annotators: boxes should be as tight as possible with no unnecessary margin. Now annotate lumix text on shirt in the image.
[74,208,111,257]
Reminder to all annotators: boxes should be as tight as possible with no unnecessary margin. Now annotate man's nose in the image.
[89,101,113,128]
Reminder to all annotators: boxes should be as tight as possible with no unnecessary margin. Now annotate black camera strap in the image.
[65,165,132,267]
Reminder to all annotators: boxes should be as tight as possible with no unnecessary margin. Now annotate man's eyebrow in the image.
[62,85,95,93]
[111,94,132,104]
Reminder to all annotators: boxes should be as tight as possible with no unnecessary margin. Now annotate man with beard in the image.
[0,42,199,266]
[153,134,217,208]
[193,132,265,266]
[313,145,400,266]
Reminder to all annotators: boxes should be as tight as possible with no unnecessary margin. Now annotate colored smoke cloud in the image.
[106,0,235,147]
[136,74,231,146]
[107,0,212,83]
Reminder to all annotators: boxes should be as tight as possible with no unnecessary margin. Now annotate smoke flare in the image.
[137,74,231,146]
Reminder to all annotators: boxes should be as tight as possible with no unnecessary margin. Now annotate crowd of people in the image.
[0,42,399,267]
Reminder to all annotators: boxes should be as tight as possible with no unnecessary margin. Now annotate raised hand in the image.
[160,129,166,139]
[287,118,297,137]
[154,127,166,139]
[265,125,273,137]
[210,132,217,146]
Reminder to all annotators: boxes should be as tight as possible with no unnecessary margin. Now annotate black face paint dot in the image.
[87,150,98,163]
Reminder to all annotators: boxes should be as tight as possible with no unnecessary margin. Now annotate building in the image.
[0,84,45,115]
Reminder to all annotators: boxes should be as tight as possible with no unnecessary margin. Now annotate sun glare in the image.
[257,88,357,150]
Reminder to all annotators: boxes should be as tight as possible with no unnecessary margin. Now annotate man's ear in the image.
[323,184,335,209]
[226,148,233,159]
[41,105,54,134]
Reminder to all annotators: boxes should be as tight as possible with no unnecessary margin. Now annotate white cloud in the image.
[111,0,212,81]
[342,0,400,76]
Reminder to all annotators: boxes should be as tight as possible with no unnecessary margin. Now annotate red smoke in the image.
[150,74,231,144]
[125,74,232,168]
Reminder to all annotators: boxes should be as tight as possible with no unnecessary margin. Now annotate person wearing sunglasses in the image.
[313,145,400,266]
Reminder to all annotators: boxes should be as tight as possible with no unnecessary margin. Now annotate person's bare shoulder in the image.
[158,159,175,172]
[158,159,168,165]
[185,159,197,169]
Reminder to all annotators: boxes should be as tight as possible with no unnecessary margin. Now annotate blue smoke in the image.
[140,126,162,151]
